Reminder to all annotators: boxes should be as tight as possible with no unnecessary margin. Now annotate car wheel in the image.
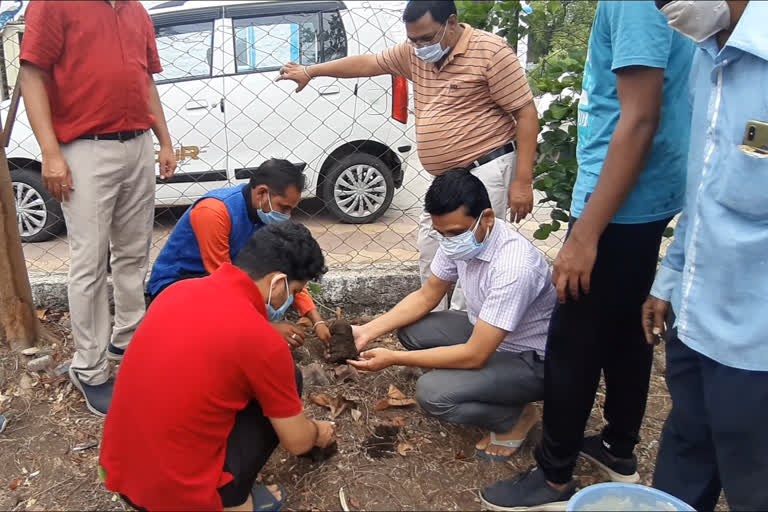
[322,153,394,224]
[11,168,65,243]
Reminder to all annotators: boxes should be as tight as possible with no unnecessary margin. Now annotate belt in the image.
[77,129,147,142]
[467,141,516,169]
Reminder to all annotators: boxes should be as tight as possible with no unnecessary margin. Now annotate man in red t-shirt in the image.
[19,0,177,416]
[100,222,335,511]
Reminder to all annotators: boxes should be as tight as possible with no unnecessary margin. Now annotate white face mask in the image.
[661,0,730,43]
[413,24,451,63]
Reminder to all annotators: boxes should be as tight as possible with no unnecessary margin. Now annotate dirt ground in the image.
[0,313,689,511]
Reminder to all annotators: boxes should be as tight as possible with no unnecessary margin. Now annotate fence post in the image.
[0,80,38,350]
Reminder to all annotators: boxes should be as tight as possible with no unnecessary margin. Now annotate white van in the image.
[3,0,416,242]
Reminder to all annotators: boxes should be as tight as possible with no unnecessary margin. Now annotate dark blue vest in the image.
[147,185,258,296]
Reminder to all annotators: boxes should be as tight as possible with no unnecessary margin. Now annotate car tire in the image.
[321,153,394,224]
[11,168,65,243]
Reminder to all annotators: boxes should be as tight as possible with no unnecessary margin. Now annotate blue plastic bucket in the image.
[567,483,695,511]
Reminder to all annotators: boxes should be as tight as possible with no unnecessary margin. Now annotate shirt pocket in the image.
[448,77,486,100]
[713,148,768,220]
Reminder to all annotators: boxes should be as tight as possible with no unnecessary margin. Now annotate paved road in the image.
[23,157,567,274]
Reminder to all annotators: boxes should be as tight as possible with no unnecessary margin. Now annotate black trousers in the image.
[535,218,670,484]
[653,327,768,512]
[145,271,208,306]
[123,365,303,510]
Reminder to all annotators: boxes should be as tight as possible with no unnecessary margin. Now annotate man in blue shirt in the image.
[644,1,768,510]
[480,2,694,509]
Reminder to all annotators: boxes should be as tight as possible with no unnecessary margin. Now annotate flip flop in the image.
[475,432,524,462]
[252,484,287,511]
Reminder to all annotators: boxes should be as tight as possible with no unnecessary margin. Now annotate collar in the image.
[722,1,768,62]
[474,218,504,263]
[700,1,768,62]
[440,23,474,68]
[214,263,268,319]
[242,184,262,226]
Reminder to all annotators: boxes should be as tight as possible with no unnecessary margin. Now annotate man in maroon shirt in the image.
[19,0,177,416]
[100,222,335,511]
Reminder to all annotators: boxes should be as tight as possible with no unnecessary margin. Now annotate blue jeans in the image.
[398,311,544,432]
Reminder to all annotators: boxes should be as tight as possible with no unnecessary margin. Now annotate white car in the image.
[3,0,415,242]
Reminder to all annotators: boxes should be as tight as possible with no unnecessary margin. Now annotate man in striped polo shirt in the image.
[348,170,555,461]
[278,0,539,312]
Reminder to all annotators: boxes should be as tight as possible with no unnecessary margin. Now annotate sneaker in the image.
[579,434,640,483]
[107,344,125,362]
[480,467,577,511]
[68,367,113,417]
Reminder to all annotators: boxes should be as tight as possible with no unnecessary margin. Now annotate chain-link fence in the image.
[4,2,569,280]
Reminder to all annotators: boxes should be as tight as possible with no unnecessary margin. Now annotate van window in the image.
[233,14,318,73]
[233,11,347,73]
[155,21,214,83]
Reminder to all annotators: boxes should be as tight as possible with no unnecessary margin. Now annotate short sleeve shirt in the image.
[571,1,695,223]
[375,25,533,174]
[430,220,556,356]
[20,0,162,142]
[100,264,301,512]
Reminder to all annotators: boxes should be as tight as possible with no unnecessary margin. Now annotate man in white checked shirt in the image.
[349,170,555,460]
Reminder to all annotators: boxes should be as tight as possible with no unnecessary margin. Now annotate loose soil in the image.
[0,313,719,511]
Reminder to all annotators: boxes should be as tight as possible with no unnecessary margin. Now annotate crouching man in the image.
[350,170,555,460]
[100,223,335,512]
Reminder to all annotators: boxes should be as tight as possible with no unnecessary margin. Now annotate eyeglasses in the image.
[407,23,448,49]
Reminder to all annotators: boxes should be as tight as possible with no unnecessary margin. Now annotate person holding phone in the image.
[643,2,768,510]
[100,223,335,512]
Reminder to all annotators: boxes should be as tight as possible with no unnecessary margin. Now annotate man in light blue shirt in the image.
[645,1,768,510]
[480,2,695,509]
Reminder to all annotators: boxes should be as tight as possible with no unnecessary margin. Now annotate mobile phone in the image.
[742,120,768,154]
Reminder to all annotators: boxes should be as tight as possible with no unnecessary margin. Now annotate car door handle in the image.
[319,86,340,96]
[184,100,209,111]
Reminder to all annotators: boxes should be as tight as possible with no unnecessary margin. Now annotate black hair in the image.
[403,0,457,24]
[248,158,306,196]
[235,222,327,283]
[655,0,673,10]
[424,168,491,218]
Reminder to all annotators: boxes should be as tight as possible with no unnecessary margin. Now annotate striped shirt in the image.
[431,220,555,356]
[376,24,533,174]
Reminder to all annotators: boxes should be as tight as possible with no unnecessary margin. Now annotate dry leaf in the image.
[455,449,466,460]
[351,409,362,422]
[297,317,313,329]
[9,477,23,490]
[35,309,48,320]
[391,416,406,427]
[20,347,40,356]
[329,395,355,419]
[311,394,331,408]
[387,384,407,400]
[396,442,414,456]
[374,399,391,411]
[349,496,361,509]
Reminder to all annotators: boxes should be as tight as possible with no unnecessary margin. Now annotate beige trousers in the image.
[417,150,517,311]
[60,132,155,385]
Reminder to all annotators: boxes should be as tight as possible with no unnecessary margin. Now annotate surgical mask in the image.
[439,216,486,261]
[413,24,451,63]
[266,274,294,321]
[661,0,730,43]
[257,192,290,225]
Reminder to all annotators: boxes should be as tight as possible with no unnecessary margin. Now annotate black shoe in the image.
[580,434,640,483]
[107,343,125,362]
[480,467,577,511]
[68,367,113,417]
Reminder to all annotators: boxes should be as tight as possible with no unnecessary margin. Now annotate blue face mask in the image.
[439,215,486,261]
[413,24,451,63]
[257,192,290,225]
[266,275,294,321]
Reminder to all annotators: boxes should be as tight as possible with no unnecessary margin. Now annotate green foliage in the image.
[529,49,585,240]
